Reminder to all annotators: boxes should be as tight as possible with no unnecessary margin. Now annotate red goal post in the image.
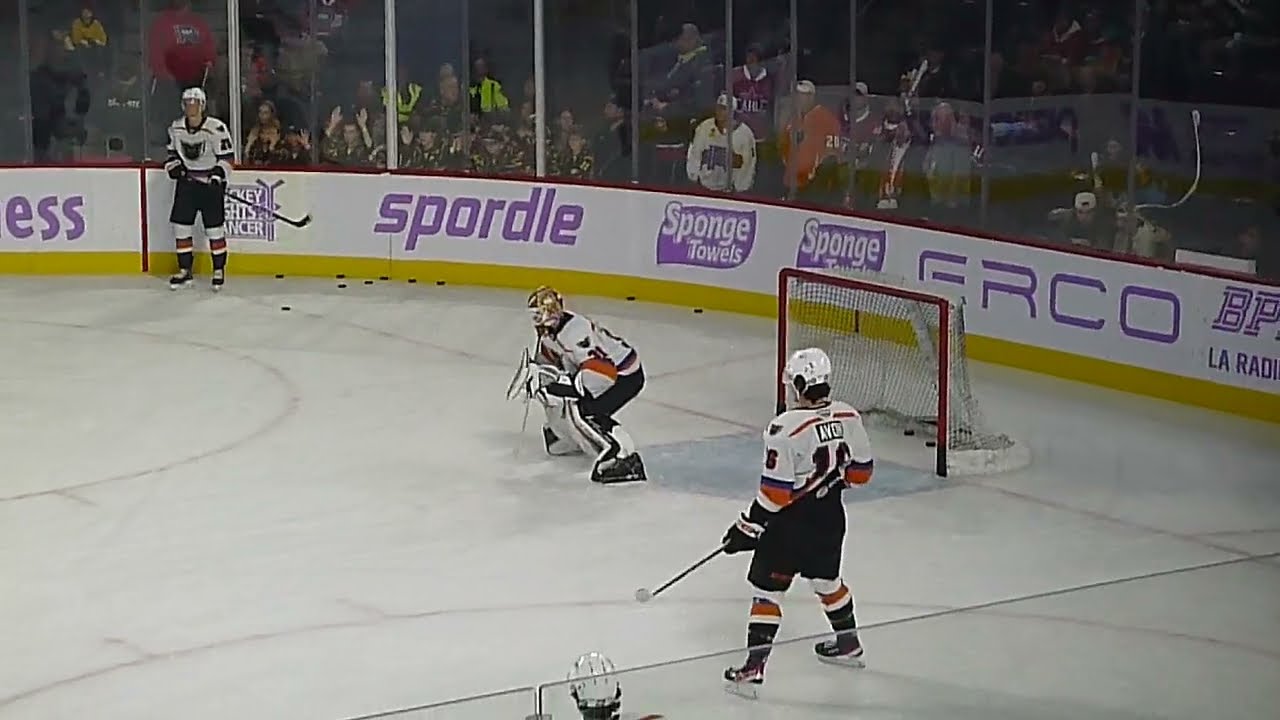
[776,267,1025,477]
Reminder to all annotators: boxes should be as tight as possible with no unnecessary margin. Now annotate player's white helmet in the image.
[567,652,622,720]
[181,87,207,110]
[782,347,833,401]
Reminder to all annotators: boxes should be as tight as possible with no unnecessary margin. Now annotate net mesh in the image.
[780,268,1014,459]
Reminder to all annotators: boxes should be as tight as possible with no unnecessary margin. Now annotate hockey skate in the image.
[815,632,865,668]
[723,658,765,699]
[591,452,646,484]
[169,270,194,290]
[211,269,225,291]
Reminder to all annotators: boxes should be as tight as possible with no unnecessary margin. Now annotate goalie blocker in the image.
[523,286,647,484]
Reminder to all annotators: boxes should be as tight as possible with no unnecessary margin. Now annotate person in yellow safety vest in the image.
[469,57,509,117]
[382,66,423,124]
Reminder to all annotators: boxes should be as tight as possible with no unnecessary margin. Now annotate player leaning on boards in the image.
[526,286,647,484]
[165,87,234,291]
[721,347,874,698]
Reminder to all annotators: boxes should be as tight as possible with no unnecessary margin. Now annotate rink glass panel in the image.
[0,1,26,162]
[340,686,537,720]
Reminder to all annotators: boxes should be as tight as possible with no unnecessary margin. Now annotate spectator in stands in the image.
[923,102,974,219]
[552,126,594,180]
[149,0,216,90]
[276,126,312,166]
[322,105,373,166]
[780,80,842,204]
[469,57,509,119]
[244,100,284,166]
[426,73,466,134]
[645,23,711,122]
[69,5,109,75]
[592,96,631,182]
[384,64,424,124]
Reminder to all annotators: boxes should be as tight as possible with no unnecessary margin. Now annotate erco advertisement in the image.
[9,166,1277,405]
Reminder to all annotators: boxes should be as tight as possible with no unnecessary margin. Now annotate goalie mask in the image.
[568,652,622,720]
[783,347,832,403]
[528,285,565,330]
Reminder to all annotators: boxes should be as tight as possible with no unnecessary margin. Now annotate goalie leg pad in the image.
[539,395,586,456]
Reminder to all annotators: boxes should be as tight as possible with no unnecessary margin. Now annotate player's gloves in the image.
[209,166,227,190]
[722,514,764,555]
[542,381,579,400]
[165,161,185,181]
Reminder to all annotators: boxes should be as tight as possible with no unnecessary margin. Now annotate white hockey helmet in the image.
[567,652,622,720]
[782,347,833,399]
[181,86,207,110]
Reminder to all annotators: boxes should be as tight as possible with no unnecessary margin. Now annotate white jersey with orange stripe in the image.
[756,400,874,513]
[536,311,640,399]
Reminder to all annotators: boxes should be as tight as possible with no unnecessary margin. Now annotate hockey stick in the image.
[634,468,854,603]
[1135,110,1201,211]
[634,545,724,603]
[225,191,312,228]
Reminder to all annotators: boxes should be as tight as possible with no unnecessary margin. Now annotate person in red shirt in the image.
[149,0,216,89]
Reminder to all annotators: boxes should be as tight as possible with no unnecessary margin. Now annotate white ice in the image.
[0,276,1277,720]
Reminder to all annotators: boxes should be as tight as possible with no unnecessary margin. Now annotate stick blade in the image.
[634,588,653,603]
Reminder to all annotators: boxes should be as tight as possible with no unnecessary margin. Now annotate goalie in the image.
[524,286,646,484]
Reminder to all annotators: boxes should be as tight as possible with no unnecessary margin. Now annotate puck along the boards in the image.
[280,305,291,311]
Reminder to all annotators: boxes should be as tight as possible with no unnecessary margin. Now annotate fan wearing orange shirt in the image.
[779,80,845,203]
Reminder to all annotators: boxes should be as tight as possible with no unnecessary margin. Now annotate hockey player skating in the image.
[526,286,646,483]
[721,347,874,698]
[165,87,234,290]
[563,652,664,720]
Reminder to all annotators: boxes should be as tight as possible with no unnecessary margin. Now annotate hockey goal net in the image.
[777,267,1026,477]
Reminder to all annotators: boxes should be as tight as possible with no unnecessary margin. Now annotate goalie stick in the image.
[225,191,312,228]
[634,467,856,603]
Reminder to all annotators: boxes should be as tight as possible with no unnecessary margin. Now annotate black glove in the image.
[209,165,227,190]
[166,162,185,181]
[721,514,764,555]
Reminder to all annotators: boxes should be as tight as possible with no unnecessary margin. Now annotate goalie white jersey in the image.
[757,400,874,512]
[166,116,234,181]
[537,312,639,399]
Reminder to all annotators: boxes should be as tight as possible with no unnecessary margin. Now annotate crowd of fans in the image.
[10,0,1277,277]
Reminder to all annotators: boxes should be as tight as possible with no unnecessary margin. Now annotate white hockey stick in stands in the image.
[1135,110,1201,211]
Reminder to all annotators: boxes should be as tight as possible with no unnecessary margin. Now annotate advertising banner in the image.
[0,168,139,254]
[137,167,1278,400]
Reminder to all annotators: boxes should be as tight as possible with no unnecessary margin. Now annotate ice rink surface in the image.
[0,276,1277,720]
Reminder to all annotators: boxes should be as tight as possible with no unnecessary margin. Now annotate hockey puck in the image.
[626,295,636,301]
[364,279,374,285]
[693,308,703,314]
[436,280,446,286]
[337,283,347,289]
[378,276,389,281]
[336,274,346,279]
[904,428,916,436]
[925,440,937,448]
[408,278,417,284]
[280,305,291,312]
[274,273,285,279]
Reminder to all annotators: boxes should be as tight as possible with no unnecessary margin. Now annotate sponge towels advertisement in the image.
[8,166,1279,409]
